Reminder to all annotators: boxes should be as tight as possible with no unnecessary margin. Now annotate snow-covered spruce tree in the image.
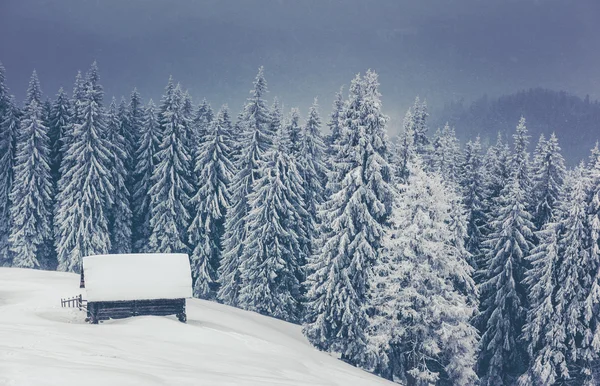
[128,88,143,156]
[181,91,195,154]
[193,98,213,146]
[237,128,308,322]
[512,116,532,201]
[521,164,600,385]
[148,79,193,254]
[366,159,478,385]
[303,70,393,364]
[298,98,328,258]
[284,107,303,157]
[9,74,53,269]
[218,66,272,306]
[268,98,283,142]
[461,137,487,269]
[323,88,346,196]
[55,75,114,273]
[429,123,463,184]
[0,96,20,267]
[481,133,512,237]
[585,154,600,384]
[477,172,535,385]
[132,100,159,252]
[393,108,415,184]
[48,88,71,186]
[106,99,132,254]
[188,106,235,299]
[325,86,344,149]
[411,96,430,158]
[530,133,565,229]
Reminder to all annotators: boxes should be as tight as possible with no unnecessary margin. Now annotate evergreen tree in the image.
[519,220,563,386]
[218,66,272,306]
[106,99,132,254]
[284,107,303,157]
[193,98,213,146]
[148,78,193,253]
[411,96,430,157]
[237,129,308,322]
[393,108,415,183]
[461,137,486,269]
[268,98,283,138]
[366,159,478,385]
[512,116,532,198]
[132,100,159,252]
[298,98,328,258]
[303,71,393,364]
[188,106,234,299]
[48,88,71,186]
[128,88,144,154]
[530,133,566,229]
[325,86,344,149]
[0,96,19,266]
[477,173,535,385]
[429,123,463,184]
[55,67,113,273]
[9,89,53,268]
[522,164,600,385]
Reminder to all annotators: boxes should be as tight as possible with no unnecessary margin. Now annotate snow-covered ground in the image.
[0,268,392,386]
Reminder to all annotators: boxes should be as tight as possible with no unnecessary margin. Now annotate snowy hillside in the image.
[0,268,392,386]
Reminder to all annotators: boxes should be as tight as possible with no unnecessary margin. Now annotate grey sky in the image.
[1,0,598,133]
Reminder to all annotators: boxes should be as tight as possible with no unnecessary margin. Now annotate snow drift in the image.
[0,268,392,386]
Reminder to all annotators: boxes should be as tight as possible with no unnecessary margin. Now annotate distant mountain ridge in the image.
[435,88,600,164]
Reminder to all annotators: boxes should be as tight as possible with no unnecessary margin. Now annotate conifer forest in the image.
[2,57,600,385]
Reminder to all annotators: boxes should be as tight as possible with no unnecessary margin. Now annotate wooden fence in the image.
[61,294,86,311]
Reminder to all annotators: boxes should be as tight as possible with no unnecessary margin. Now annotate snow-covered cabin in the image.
[81,253,192,324]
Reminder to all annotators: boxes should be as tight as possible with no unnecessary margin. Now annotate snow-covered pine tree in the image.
[477,172,535,385]
[106,99,132,254]
[429,123,463,184]
[268,98,283,143]
[188,106,235,299]
[181,91,195,153]
[303,70,393,364]
[325,86,344,149]
[461,137,486,269]
[393,108,415,183]
[148,79,193,253]
[512,116,532,200]
[55,67,114,273]
[128,88,144,157]
[366,159,478,385]
[9,79,53,269]
[0,78,20,267]
[218,66,273,306]
[9,94,52,268]
[117,98,134,174]
[193,98,213,146]
[519,220,562,386]
[530,133,566,229]
[48,88,71,186]
[481,133,512,236]
[284,107,303,157]
[585,153,600,384]
[298,98,328,259]
[237,126,308,322]
[411,96,430,157]
[132,100,159,252]
[522,163,600,385]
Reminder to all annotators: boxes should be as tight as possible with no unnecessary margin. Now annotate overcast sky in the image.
[1,0,598,133]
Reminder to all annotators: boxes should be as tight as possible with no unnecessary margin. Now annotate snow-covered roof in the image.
[83,253,192,302]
